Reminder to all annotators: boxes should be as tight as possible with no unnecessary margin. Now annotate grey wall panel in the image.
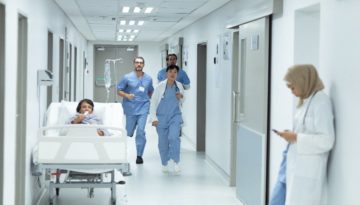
[236,124,265,205]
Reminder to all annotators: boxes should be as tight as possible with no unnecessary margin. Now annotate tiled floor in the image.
[51,125,243,205]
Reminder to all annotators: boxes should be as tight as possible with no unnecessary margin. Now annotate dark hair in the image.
[76,99,94,113]
[133,56,145,64]
[166,64,179,72]
[166,53,177,61]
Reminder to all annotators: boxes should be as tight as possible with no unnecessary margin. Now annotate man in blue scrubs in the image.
[117,57,154,164]
[157,54,190,90]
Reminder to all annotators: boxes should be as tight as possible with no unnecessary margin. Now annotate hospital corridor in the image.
[1,0,360,205]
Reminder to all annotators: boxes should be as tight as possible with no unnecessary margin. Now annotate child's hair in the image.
[166,64,179,72]
[76,99,94,113]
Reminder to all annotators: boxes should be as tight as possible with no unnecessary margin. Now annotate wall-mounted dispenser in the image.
[37,70,53,86]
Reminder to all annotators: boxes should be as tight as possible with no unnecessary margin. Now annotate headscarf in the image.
[284,64,324,106]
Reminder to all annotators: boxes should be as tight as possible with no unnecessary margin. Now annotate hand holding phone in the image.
[272,129,279,134]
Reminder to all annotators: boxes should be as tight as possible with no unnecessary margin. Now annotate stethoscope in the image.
[161,82,180,99]
[301,91,318,126]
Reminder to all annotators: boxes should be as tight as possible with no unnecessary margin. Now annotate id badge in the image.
[139,86,145,92]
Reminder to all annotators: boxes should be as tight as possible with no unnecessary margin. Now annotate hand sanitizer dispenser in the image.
[37,70,53,86]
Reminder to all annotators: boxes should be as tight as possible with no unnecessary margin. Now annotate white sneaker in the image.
[174,163,181,174]
[162,165,168,173]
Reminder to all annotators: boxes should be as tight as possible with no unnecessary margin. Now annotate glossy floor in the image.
[51,125,243,205]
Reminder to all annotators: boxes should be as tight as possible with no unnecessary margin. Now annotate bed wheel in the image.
[56,188,60,196]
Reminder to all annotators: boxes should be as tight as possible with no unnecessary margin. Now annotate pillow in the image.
[59,101,78,124]
[45,102,62,127]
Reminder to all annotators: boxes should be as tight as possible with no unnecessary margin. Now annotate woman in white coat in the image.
[274,64,335,205]
[149,64,184,174]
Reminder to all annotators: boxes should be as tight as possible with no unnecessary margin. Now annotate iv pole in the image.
[104,58,122,102]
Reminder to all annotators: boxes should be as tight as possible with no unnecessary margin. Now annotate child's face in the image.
[79,102,93,114]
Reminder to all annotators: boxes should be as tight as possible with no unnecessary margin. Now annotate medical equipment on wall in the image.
[104,58,122,102]
[37,69,54,126]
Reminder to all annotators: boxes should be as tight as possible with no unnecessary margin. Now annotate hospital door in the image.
[235,17,270,205]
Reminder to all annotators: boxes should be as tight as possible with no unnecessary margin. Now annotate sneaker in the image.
[161,165,168,173]
[136,156,143,164]
[174,163,181,174]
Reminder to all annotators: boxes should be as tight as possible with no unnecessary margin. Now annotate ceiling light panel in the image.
[137,21,144,26]
[133,7,141,13]
[122,6,130,13]
[144,7,153,13]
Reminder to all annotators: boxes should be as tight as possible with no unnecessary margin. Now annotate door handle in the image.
[233,91,241,123]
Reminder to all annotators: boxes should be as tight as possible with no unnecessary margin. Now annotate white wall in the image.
[271,0,360,204]
[0,0,88,204]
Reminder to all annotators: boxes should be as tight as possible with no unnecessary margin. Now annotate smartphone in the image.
[272,129,279,134]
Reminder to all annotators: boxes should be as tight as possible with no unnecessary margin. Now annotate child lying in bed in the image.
[67,99,108,136]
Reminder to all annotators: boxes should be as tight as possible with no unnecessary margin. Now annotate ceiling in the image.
[54,0,231,42]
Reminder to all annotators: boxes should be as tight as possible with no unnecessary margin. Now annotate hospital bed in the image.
[32,101,130,205]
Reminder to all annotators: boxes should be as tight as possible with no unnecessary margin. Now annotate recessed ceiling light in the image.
[119,29,124,33]
[120,20,126,25]
[133,29,139,33]
[129,20,135,25]
[130,35,135,38]
[133,7,141,13]
[122,6,130,13]
[144,7,153,14]
[138,21,144,26]
[126,29,132,33]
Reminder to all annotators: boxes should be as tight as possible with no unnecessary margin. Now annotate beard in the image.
[135,66,143,72]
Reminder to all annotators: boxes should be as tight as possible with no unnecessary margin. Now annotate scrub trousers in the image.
[269,145,289,205]
[125,114,147,157]
[156,120,181,166]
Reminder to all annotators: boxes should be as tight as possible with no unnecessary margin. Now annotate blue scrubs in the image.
[156,84,183,165]
[117,71,154,157]
[269,145,289,205]
[157,68,190,86]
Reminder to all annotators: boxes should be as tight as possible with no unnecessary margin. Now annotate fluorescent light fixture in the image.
[117,36,122,41]
[126,29,132,33]
[122,6,130,13]
[120,20,126,25]
[137,21,144,26]
[119,29,124,33]
[144,7,153,13]
[133,29,139,33]
[96,47,105,51]
[130,35,135,38]
[129,20,135,25]
[129,39,134,42]
[133,7,141,13]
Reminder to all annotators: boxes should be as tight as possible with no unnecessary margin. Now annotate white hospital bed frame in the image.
[32,102,129,205]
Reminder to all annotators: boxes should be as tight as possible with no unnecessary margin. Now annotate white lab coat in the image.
[149,79,184,123]
[286,91,335,205]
